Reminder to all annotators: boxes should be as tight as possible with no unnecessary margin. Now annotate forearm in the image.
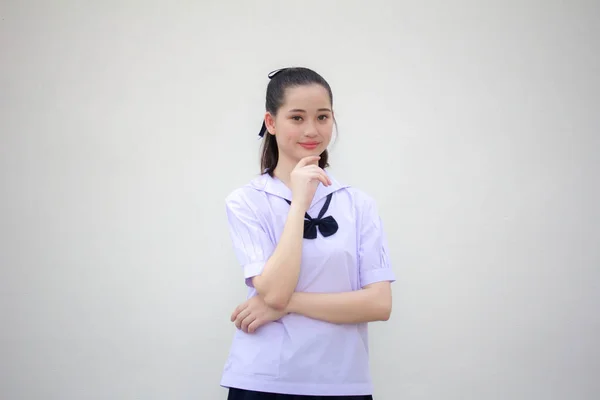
[286,283,392,324]
[253,204,305,309]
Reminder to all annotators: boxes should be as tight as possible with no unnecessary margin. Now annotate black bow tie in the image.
[285,193,338,239]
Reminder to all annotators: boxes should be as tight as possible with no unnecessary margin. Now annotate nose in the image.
[304,121,318,137]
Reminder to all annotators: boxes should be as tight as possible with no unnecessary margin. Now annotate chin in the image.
[302,146,324,155]
[291,146,326,161]
[302,151,322,160]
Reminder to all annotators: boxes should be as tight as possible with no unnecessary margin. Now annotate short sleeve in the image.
[225,193,276,287]
[358,196,396,288]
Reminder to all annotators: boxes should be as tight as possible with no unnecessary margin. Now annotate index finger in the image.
[296,155,321,168]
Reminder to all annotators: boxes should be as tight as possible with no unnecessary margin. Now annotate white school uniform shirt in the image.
[220,171,396,396]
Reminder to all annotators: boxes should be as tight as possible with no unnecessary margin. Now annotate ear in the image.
[264,112,276,135]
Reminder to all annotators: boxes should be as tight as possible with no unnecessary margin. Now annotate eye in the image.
[291,116,303,121]
[318,115,329,121]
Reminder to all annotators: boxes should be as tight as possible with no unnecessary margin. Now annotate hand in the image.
[290,156,331,211]
[231,295,288,333]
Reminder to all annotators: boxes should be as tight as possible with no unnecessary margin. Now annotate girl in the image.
[221,67,395,399]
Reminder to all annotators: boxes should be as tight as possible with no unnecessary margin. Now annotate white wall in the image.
[1,1,599,399]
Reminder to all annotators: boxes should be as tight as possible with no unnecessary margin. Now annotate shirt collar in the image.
[250,170,349,207]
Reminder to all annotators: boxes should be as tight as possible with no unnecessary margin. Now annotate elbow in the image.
[263,293,291,311]
[253,278,292,311]
[378,301,392,321]
[369,284,392,321]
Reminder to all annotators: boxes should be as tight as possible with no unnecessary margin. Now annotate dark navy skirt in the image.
[227,387,373,400]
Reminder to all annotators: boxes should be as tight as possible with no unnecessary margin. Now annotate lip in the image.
[299,142,320,150]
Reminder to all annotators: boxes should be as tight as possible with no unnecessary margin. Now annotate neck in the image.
[272,155,296,187]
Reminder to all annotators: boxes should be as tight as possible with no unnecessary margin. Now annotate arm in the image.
[252,203,305,310]
[231,282,391,333]
[286,282,392,324]
[225,159,328,311]
[251,156,329,310]
[286,193,396,324]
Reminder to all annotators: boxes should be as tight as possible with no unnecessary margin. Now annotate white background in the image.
[1,1,599,399]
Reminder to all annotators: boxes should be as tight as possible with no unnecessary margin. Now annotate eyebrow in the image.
[287,108,332,113]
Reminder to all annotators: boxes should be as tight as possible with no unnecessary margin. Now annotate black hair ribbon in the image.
[258,121,267,138]
[285,193,338,239]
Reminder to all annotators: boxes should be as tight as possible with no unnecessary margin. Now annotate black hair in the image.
[259,67,334,176]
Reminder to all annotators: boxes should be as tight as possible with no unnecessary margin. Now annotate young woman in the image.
[221,67,395,399]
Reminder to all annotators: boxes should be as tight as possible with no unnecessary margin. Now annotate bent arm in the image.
[286,281,392,324]
[252,203,305,310]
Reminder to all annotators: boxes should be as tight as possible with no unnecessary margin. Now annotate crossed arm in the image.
[231,281,392,333]
[286,281,392,324]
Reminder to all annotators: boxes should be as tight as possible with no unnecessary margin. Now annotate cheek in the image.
[319,123,334,139]
[277,123,303,143]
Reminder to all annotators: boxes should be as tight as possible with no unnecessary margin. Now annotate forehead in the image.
[281,84,331,110]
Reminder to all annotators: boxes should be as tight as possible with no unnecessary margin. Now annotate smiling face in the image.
[264,84,334,167]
